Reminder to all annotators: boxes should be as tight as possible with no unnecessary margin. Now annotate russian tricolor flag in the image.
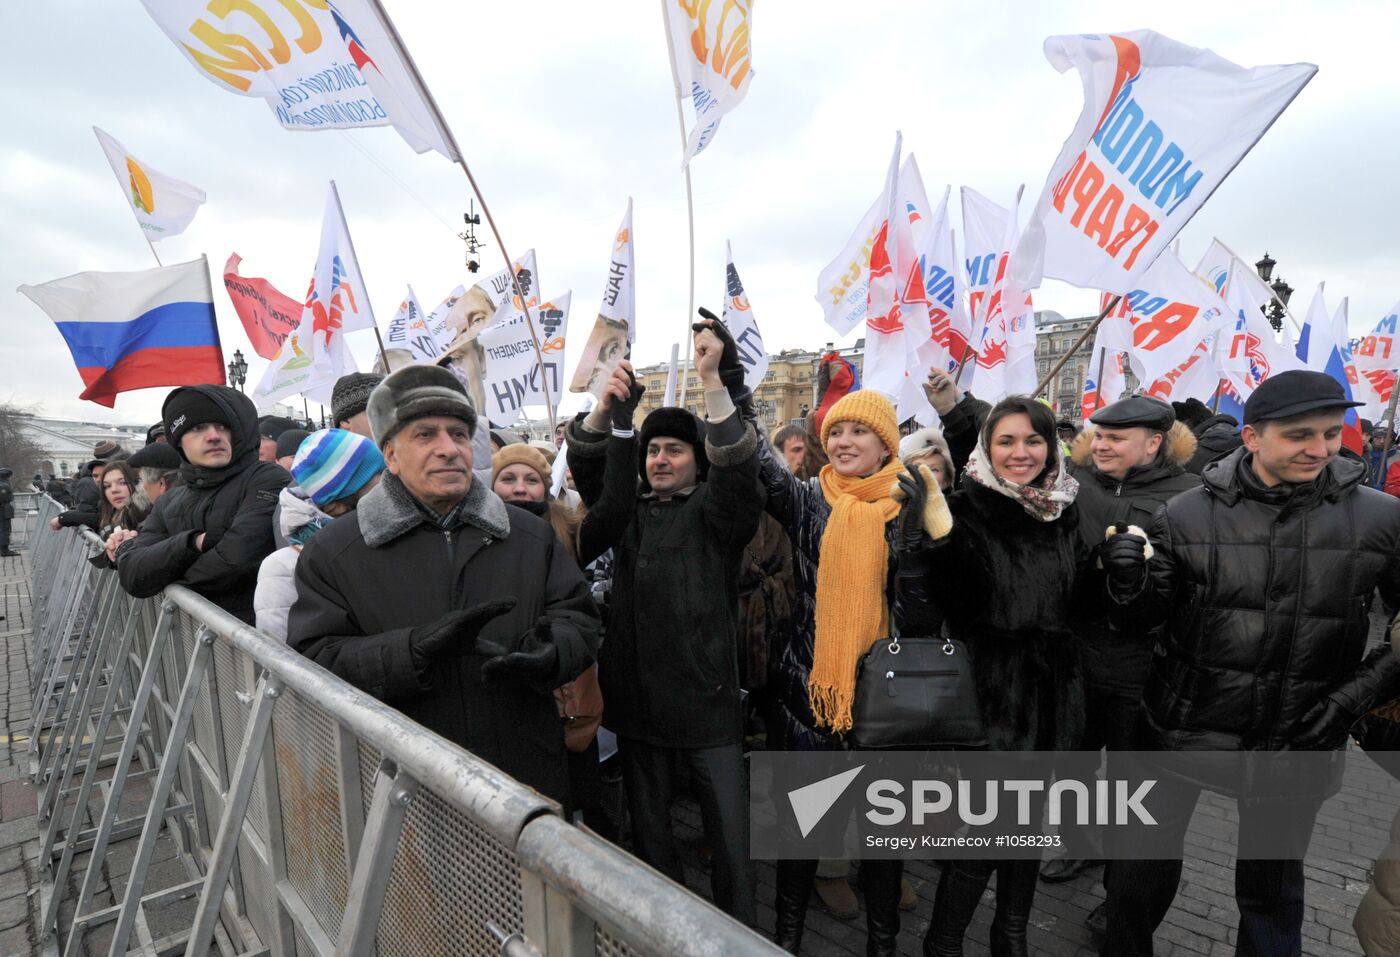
[19,257,225,407]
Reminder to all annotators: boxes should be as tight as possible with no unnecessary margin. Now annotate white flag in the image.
[139,0,458,160]
[1219,260,1300,399]
[476,249,541,310]
[1143,334,1224,405]
[1113,249,1229,385]
[570,201,635,397]
[383,285,439,363]
[971,188,1037,403]
[93,127,206,241]
[817,157,926,338]
[722,242,768,391]
[1295,283,1330,373]
[663,0,754,165]
[1352,303,1400,373]
[480,291,571,425]
[254,182,372,403]
[1015,31,1315,292]
[916,186,971,376]
[426,284,467,351]
[1193,239,1281,316]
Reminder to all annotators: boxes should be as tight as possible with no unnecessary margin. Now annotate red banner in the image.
[223,253,302,360]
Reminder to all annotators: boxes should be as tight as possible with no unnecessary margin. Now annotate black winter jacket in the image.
[116,386,289,623]
[566,407,763,749]
[908,481,1098,751]
[1113,448,1400,751]
[1185,414,1242,475]
[1068,423,1200,693]
[57,467,102,529]
[289,474,600,804]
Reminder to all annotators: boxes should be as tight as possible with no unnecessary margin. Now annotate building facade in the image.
[1033,310,1139,421]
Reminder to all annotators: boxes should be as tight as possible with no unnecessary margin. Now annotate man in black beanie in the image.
[565,316,763,925]
[331,372,382,438]
[114,385,289,623]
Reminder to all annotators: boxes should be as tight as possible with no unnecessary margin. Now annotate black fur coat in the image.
[906,480,1100,751]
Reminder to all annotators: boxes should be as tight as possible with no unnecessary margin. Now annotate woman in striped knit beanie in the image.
[254,430,385,642]
[758,388,949,955]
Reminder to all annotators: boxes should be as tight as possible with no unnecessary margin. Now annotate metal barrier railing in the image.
[11,490,42,549]
[25,495,781,957]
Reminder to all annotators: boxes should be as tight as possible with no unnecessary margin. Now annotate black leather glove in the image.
[408,598,517,672]
[1100,532,1149,589]
[477,620,561,692]
[895,466,930,553]
[1292,695,1361,751]
[611,371,646,432]
[693,307,746,393]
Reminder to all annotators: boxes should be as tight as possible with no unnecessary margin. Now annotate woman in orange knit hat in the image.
[758,387,941,955]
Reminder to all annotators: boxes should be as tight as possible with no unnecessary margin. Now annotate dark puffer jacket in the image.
[1069,423,1200,693]
[909,481,1098,751]
[1185,414,1242,475]
[1115,448,1400,751]
[116,386,289,623]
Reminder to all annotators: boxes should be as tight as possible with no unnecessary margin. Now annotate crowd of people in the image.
[16,316,1400,957]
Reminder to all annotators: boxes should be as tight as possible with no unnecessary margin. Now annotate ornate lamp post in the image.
[226,349,248,393]
[1254,252,1293,333]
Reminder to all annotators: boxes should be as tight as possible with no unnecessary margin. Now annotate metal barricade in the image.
[11,491,41,549]
[24,496,781,957]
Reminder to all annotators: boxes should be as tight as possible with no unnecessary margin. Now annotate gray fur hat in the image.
[367,365,478,448]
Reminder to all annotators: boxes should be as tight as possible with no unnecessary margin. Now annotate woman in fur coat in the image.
[899,395,1100,957]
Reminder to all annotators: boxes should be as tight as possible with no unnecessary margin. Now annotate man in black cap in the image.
[1045,396,1200,931]
[114,385,290,623]
[0,468,15,557]
[564,318,763,925]
[127,441,183,505]
[1098,370,1400,956]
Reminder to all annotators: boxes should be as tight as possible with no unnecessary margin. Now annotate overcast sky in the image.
[4,1,1397,427]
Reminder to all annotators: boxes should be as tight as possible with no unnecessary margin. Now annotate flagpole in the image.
[1035,295,1123,398]
[661,0,697,409]
[361,0,557,434]
[1091,344,1108,417]
[141,236,163,268]
[1374,379,1400,489]
[1209,379,1223,413]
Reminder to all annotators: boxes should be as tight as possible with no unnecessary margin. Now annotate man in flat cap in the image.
[1045,396,1201,931]
[288,365,601,803]
[1099,371,1400,956]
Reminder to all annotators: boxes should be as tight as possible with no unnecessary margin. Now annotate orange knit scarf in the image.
[808,460,903,734]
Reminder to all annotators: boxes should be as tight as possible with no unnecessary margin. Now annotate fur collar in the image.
[357,472,510,548]
[1070,421,1198,469]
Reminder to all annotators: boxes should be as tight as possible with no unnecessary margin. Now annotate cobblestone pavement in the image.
[4,538,1397,955]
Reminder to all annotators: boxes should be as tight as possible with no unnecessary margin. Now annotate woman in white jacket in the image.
[255,429,385,642]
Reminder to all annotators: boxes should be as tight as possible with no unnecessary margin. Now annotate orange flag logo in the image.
[127,158,154,214]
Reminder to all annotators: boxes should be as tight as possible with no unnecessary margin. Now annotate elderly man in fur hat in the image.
[288,365,601,804]
[1042,395,1200,932]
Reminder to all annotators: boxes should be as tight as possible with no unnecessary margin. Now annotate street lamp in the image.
[1254,253,1292,333]
[227,349,248,393]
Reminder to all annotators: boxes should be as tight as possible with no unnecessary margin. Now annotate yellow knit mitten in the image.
[920,466,953,540]
[891,464,953,540]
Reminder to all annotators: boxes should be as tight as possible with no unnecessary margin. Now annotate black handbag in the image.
[849,628,986,750]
